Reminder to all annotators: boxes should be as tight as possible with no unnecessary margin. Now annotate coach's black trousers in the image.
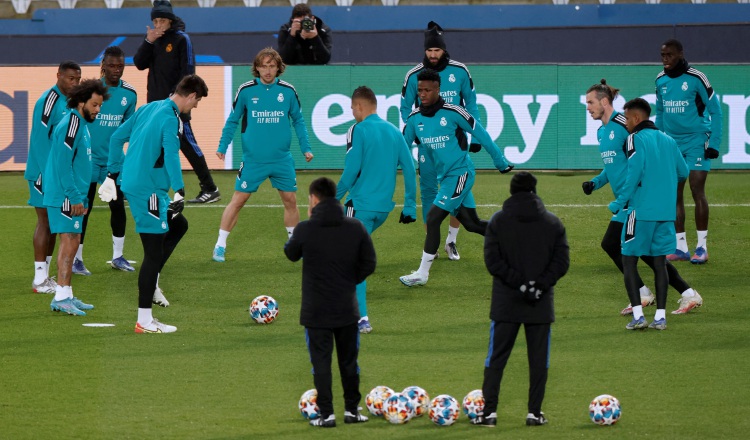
[482,321,550,416]
[179,116,217,194]
[305,323,361,417]
[81,182,127,244]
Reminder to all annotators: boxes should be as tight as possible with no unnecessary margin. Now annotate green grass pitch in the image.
[1,170,748,439]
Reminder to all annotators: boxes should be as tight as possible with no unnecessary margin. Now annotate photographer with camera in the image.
[278,3,332,65]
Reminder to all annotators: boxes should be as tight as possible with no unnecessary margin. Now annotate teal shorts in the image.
[621,211,676,257]
[344,201,389,234]
[125,192,170,234]
[47,200,83,234]
[27,177,45,208]
[236,156,297,193]
[418,143,438,223]
[434,171,476,217]
[676,133,712,172]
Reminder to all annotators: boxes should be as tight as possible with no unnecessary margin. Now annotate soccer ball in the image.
[384,393,415,424]
[249,295,278,324]
[589,394,621,425]
[429,394,460,426]
[462,389,485,421]
[402,386,430,417]
[299,389,320,420]
[365,385,394,417]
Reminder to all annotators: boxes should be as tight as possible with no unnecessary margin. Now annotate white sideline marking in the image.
[3,203,750,209]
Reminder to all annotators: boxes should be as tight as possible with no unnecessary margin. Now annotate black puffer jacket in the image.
[483,192,569,324]
[277,16,332,65]
[133,17,195,102]
[284,198,376,328]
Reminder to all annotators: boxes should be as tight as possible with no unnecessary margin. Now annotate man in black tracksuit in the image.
[284,177,375,428]
[133,0,220,204]
[277,3,332,65]
[475,172,569,428]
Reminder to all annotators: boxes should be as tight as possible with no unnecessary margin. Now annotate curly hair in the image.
[67,78,110,109]
[417,68,440,84]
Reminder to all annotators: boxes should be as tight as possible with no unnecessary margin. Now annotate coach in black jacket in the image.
[475,172,569,428]
[284,177,375,427]
[277,3,332,65]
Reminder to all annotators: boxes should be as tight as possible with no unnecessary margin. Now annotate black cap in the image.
[424,21,446,50]
[151,0,176,21]
[510,172,537,195]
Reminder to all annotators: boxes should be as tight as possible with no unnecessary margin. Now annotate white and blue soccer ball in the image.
[462,389,485,421]
[429,394,460,426]
[402,386,430,417]
[589,394,621,425]
[298,389,320,420]
[384,393,415,424]
[365,385,393,417]
[249,295,278,324]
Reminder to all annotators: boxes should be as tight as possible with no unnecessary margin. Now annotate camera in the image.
[301,16,315,32]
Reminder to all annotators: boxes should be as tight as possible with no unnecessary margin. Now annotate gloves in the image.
[582,181,595,195]
[168,189,185,217]
[399,212,416,224]
[705,147,719,159]
[97,173,118,202]
[469,143,482,153]
[608,201,621,215]
[499,165,514,174]
[520,281,543,303]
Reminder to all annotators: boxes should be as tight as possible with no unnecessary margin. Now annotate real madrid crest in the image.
[609,130,615,140]
[448,74,456,83]
[277,93,284,103]
[440,117,447,126]
[681,81,688,91]
[121,97,127,106]
[166,43,173,53]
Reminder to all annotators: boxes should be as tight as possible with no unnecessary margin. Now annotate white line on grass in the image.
[3,203,750,209]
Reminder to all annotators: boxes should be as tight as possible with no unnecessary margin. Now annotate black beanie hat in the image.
[151,0,176,21]
[510,172,537,195]
[424,21,446,50]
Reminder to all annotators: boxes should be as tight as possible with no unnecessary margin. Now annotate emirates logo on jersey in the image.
[682,82,688,91]
[609,130,615,140]
[448,74,456,83]
[166,44,173,53]
[277,93,284,103]
[440,117,447,126]
[121,97,127,106]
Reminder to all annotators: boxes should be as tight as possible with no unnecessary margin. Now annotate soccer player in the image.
[44,79,109,316]
[25,61,81,294]
[608,98,689,330]
[656,39,722,264]
[75,46,138,275]
[476,172,569,427]
[133,0,220,204]
[284,177,375,428]
[104,74,208,333]
[399,69,513,287]
[212,47,313,263]
[582,80,703,315]
[400,21,480,261]
[336,86,418,334]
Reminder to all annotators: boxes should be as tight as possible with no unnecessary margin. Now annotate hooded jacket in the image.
[483,192,569,324]
[134,17,195,103]
[284,198,376,328]
[278,16,332,65]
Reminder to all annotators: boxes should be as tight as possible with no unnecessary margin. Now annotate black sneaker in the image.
[188,188,221,204]
[471,412,497,427]
[344,411,368,424]
[309,414,336,427]
[526,412,548,426]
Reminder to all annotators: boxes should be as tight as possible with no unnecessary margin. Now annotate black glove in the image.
[499,165,514,174]
[399,212,416,224]
[582,181,595,195]
[520,281,543,304]
[705,147,719,159]
[168,188,185,216]
[469,143,482,153]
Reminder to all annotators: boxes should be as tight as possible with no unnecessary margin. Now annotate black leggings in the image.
[81,182,127,244]
[137,212,188,309]
[624,255,668,309]
[424,205,487,254]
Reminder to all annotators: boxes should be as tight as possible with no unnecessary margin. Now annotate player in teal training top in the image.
[43,79,108,317]
[401,21,479,261]
[212,47,313,263]
[607,98,689,331]
[76,46,138,275]
[582,80,702,317]
[400,69,513,287]
[655,39,722,264]
[104,75,209,333]
[336,86,418,334]
[25,61,81,294]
